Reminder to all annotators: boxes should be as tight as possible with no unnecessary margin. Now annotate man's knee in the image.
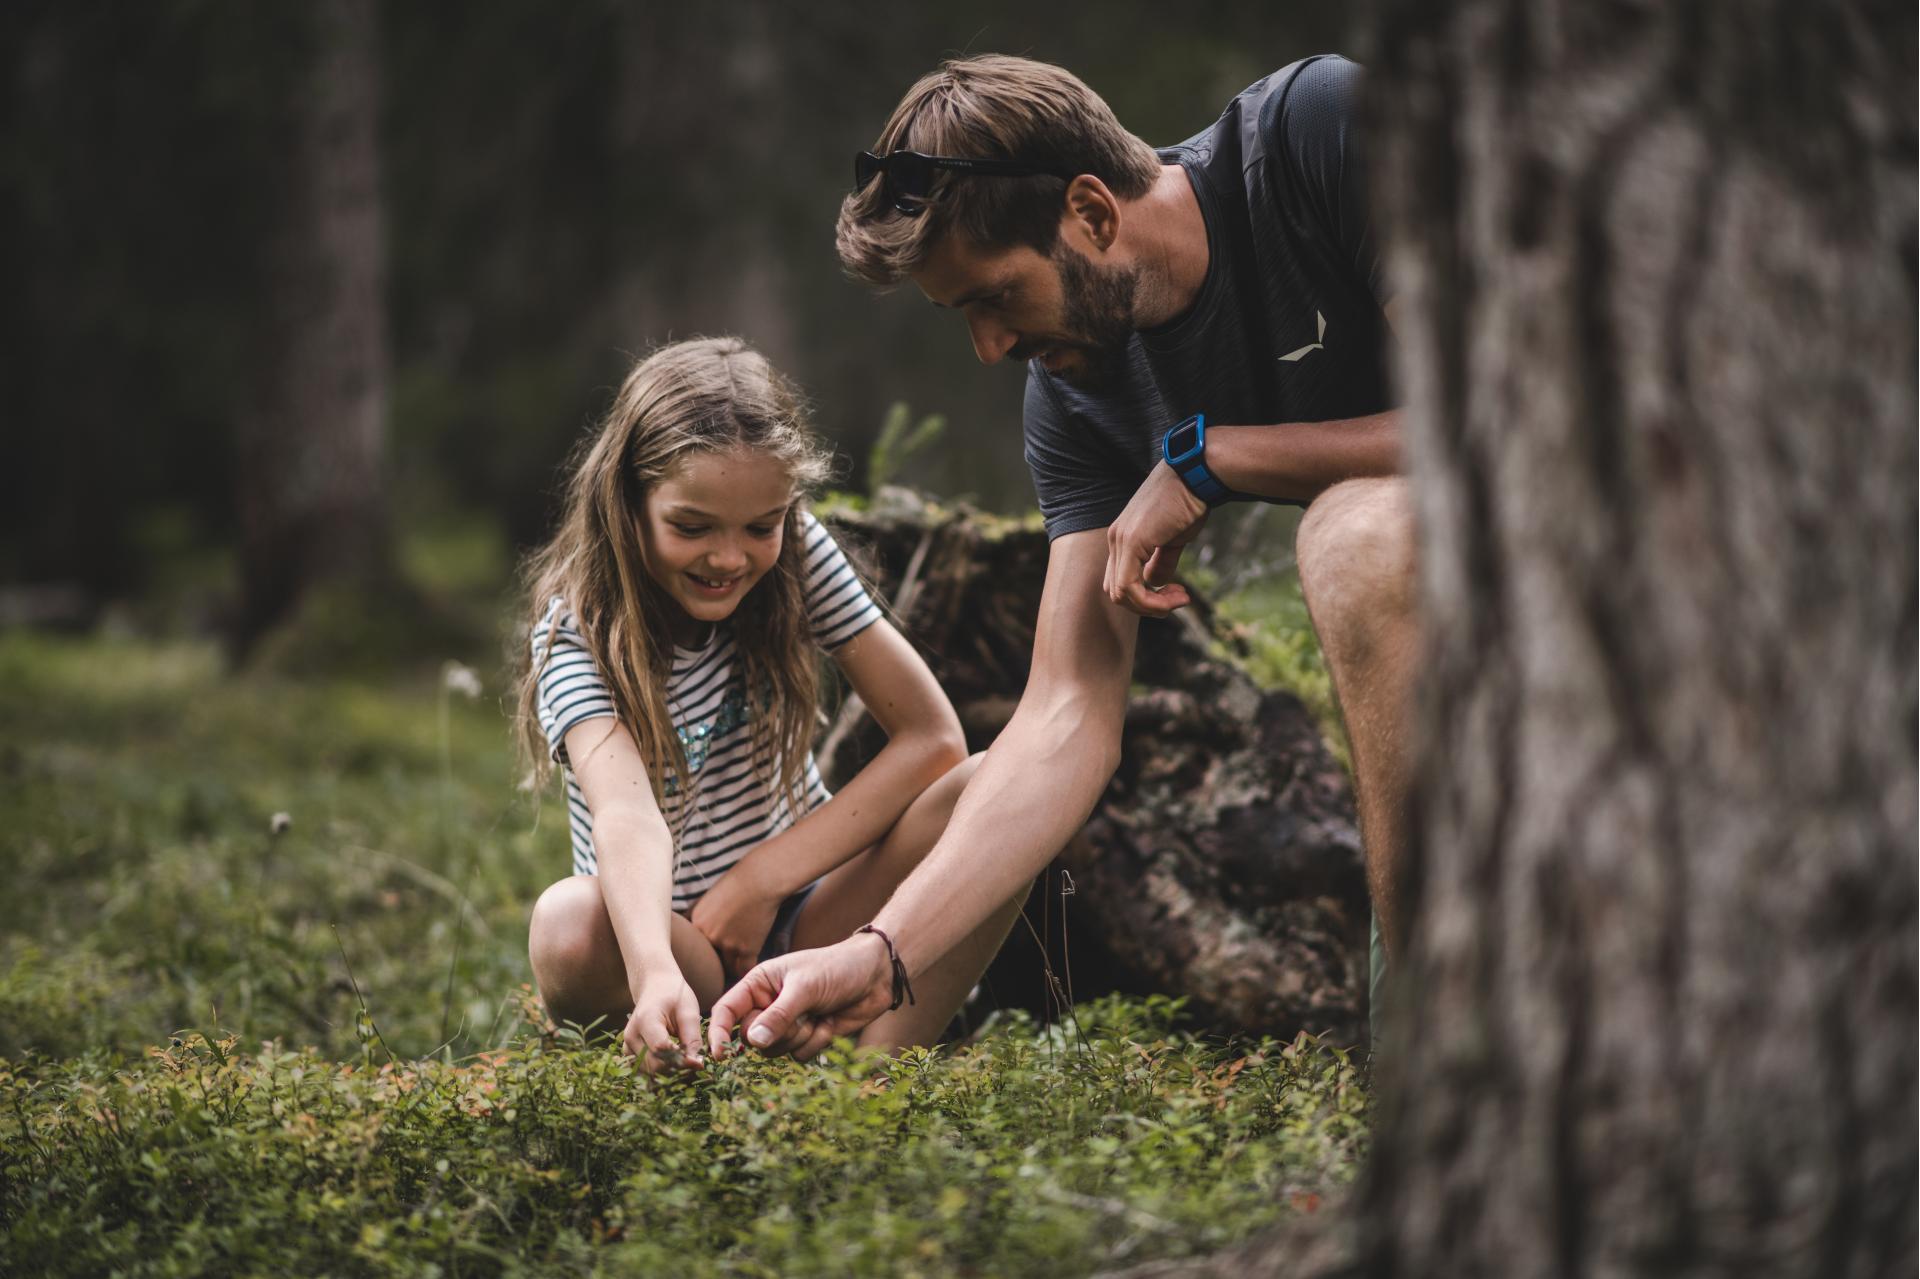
[1295,478,1417,644]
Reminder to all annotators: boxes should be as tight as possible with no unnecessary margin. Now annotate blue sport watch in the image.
[1162,413,1233,506]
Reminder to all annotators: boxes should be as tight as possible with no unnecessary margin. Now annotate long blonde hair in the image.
[515,336,834,818]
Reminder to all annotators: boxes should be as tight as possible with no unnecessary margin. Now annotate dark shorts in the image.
[758,881,820,964]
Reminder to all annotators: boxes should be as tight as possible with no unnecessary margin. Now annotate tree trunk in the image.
[607,1,797,369]
[1110,6,1914,1276]
[233,0,390,653]
[823,489,1370,1045]
[1354,4,1915,1276]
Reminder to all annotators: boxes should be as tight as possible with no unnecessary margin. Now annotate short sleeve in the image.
[1268,55,1387,306]
[1022,370,1143,540]
[530,597,617,766]
[801,514,884,649]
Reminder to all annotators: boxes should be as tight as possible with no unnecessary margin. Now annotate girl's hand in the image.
[624,972,706,1074]
[690,866,783,983]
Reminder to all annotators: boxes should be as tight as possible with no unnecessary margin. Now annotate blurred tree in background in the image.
[0,0,1348,641]
[235,0,390,651]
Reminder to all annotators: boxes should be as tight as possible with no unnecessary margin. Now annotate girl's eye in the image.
[672,523,707,537]
[747,524,777,538]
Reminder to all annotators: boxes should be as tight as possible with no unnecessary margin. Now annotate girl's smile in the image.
[684,569,747,598]
[640,446,795,642]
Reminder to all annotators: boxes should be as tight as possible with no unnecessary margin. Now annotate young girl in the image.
[515,337,1010,1073]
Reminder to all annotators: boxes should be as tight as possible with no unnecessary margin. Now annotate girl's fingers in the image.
[674,995,705,1067]
[625,1008,665,1066]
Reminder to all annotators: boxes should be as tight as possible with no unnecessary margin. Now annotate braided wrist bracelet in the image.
[855,924,916,1010]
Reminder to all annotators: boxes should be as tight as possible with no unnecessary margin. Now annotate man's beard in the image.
[1043,245,1138,393]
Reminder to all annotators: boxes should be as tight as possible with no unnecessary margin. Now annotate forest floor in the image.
[0,550,1364,1277]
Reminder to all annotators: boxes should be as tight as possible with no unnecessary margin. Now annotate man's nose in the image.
[966,313,1019,366]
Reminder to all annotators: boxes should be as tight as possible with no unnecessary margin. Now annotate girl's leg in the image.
[528,874,727,1030]
[786,753,1026,1050]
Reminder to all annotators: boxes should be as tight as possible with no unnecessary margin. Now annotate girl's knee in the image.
[902,750,985,839]
[935,750,985,800]
[529,876,614,990]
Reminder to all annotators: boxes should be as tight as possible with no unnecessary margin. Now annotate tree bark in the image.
[1350,3,1916,1276]
[233,0,391,653]
[1110,6,1914,1275]
[823,489,1370,1045]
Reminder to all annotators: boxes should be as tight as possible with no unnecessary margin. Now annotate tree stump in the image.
[821,488,1368,1045]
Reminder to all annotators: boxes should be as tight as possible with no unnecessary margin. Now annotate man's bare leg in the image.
[1295,477,1420,960]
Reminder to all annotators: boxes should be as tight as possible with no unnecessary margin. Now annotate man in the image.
[709,53,1417,1059]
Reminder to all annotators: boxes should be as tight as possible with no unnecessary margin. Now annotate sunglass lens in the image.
[854,151,883,191]
[888,152,934,199]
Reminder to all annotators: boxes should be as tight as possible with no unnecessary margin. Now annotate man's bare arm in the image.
[872,529,1138,975]
[706,531,1138,1054]
[1203,409,1401,504]
[1104,409,1403,617]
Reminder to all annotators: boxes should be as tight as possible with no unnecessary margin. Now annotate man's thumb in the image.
[746,982,810,1049]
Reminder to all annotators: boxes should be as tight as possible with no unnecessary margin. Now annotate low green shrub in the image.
[0,630,1368,1276]
[3,1000,1365,1278]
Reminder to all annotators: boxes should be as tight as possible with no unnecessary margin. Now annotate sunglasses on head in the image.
[854,149,1071,216]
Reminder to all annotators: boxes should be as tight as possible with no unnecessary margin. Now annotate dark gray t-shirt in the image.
[1023,54,1396,539]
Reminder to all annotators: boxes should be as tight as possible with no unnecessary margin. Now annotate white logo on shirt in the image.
[1279,311,1326,362]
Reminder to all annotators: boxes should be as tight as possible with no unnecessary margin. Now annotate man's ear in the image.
[1062,175,1121,253]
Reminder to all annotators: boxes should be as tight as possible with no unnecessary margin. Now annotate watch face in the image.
[1165,414,1203,463]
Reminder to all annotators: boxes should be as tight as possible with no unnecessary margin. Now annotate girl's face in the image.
[639,446,794,639]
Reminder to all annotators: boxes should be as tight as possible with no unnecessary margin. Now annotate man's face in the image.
[912,229,1139,393]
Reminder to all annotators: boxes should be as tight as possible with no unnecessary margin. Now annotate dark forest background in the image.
[1,1,1348,632]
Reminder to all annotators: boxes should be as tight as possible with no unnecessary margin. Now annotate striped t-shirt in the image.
[532,512,883,910]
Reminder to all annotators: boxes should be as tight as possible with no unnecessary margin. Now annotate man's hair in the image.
[836,55,1162,288]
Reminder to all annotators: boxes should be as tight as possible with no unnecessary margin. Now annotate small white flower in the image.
[269,812,293,836]
[442,661,482,700]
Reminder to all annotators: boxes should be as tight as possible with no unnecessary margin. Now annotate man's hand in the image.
[1104,462,1209,617]
[707,933,894,1062]
[623,971,706,1075]
[689,862,782,983]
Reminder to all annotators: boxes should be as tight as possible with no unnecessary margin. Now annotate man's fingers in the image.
[706,1001,737,1058]
[1105,537,1151,606]
[1143,544,1186,588]
[708,967,768,1056]
[742,971,829,1054]
[791,1019,840,1062]
[1120,579,1190,618]
[744,995,801,1053]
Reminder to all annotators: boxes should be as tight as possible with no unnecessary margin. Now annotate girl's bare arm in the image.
[563,718,704,1064]
[723,618,967,896]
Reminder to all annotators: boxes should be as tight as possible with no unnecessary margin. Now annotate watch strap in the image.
[1163,414,1233,506]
